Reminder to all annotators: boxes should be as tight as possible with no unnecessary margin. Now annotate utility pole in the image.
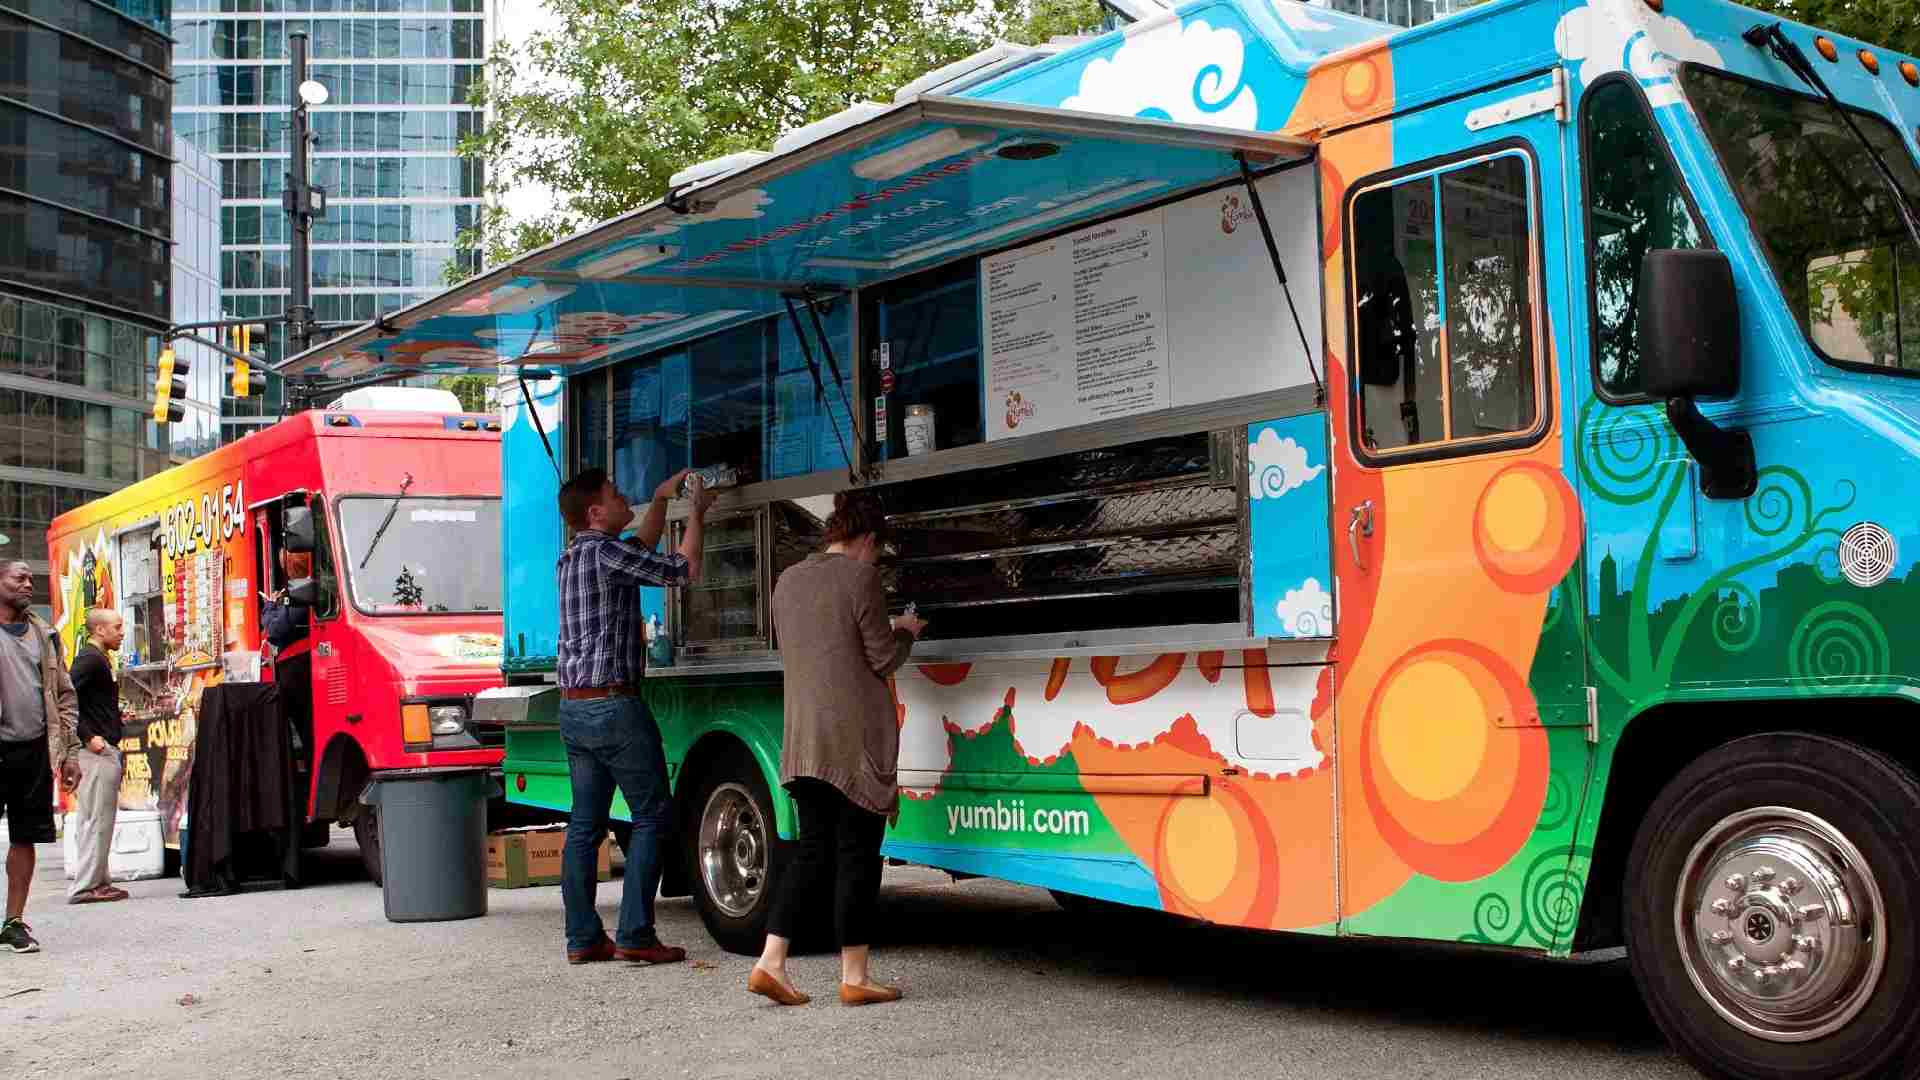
[285,30,327,357]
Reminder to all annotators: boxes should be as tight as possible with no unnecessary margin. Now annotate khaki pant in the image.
[67,747,121,899]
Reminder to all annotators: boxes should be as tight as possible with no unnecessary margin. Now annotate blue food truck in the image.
[285,1,1920,1074]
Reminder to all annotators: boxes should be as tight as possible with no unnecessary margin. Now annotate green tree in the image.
[1741,0,1920,58]
[439,373,495,412]
[452,0,1106,280]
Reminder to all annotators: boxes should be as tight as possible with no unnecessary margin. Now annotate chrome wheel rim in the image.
[698,782,766,919]
[1675,806,1886,1043]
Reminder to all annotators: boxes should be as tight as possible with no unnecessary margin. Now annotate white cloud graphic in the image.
[894,655,1324,790]
[1555,0,1723,106]
[1062,19,1260,130]
[505,377,563,436]
[1274,578,1333,639]
[1248,427,1324,499]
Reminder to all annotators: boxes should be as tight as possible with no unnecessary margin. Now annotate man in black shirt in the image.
[66,609,127,905]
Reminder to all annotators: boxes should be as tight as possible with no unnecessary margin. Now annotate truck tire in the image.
[353,804,382,886]
[1624,732,1920,1079]
[683,750,781,955]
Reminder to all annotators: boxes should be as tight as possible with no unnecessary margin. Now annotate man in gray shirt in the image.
[0,561,80,954]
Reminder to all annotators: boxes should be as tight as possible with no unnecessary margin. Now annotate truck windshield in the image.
[336,496,502,615]
[1681,66,1920,373]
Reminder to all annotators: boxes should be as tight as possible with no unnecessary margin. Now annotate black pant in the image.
[766,778,885,949]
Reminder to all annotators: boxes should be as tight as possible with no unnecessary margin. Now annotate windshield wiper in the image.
[358,471,414,570]
[1745,22,1920,256]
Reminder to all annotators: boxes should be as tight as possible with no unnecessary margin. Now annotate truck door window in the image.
[1582,77,1708,399]
[309,502,340,619]
[1680,65,1920,375]
[1351,151,1541,454]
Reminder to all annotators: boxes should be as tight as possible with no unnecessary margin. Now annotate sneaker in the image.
[0,918,39,954]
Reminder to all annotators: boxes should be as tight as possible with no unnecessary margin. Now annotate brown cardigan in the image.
[772,552,914,815]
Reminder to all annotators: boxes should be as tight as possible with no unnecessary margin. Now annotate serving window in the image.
[567,306,857,503]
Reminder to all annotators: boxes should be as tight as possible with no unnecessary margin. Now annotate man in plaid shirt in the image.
[555,466,714,965]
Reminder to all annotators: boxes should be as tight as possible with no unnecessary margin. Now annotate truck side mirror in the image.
[287,576,319,607]
[283,506,316,554]
[1636,249,1756,499]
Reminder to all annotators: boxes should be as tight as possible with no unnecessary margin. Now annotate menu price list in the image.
[982,217,1168,441]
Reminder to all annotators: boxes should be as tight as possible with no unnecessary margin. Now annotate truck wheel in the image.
[353,805,383,886]
[1624,732,1920,1079]
[683,751,780,955]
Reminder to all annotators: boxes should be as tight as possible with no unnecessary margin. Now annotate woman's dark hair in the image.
[824,490,889,546]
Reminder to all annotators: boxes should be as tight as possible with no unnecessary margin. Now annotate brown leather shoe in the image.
[614,942,686,965]
[839,982,904,1006]
[567,934,615,964]
[748,966,811,1006]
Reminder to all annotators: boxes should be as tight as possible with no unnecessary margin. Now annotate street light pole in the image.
[287,30,314,356]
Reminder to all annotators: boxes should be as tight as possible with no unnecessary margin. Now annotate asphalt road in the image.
[2,833,1697,1080]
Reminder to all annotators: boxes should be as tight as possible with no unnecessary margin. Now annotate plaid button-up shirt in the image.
[556,529,690,690]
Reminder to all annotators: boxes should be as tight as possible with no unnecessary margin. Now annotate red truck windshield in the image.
[335,496,502,615]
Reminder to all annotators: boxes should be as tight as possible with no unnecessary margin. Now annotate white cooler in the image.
[62,808,164,882]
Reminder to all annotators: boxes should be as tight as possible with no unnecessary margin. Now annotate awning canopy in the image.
[278,95,1313,381]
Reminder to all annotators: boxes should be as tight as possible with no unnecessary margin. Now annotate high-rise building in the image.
[1320,0,1489,28]
[0,0,180,575]
[171,134,223,460]
[170,0,491,443]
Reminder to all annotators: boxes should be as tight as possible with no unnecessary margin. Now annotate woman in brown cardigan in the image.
[748,491,926,1007]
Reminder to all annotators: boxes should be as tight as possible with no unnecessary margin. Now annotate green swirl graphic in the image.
[1788,601,1891,691]
[1575,400,1677,506]
[1461,847,1592,950]
[1536,770,1574,833]
[1711,582,1762,654]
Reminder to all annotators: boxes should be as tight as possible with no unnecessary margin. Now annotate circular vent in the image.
[1838,522,1897,588]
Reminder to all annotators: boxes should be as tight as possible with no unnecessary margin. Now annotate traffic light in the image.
[231,322,267,396]
[152,347,186,424]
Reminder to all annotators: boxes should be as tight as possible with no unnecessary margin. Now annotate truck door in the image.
[1324,73,1592,944]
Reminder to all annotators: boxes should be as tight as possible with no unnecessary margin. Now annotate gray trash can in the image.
[360,767,492,923]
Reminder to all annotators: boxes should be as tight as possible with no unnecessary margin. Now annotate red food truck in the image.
[45,401,506,881]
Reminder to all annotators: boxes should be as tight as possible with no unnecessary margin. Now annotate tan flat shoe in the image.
[748,966,810,1006]
[839,982,903,1006]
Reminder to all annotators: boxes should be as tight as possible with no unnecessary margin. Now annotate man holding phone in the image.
[553,467,715,966]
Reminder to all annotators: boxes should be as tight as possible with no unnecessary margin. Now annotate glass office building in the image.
[1322,0,1488,27]
[171,0,491,442]
[171,134,223,459]
[0,0,179,574]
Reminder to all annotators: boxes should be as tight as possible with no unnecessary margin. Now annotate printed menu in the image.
[982,216,1170,441]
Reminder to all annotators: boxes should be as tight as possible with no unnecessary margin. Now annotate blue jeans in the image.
[558,695,672,951]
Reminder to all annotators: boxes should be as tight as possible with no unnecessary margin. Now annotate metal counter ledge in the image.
[641,623,1319,679]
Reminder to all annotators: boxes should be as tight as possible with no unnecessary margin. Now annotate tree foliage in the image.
[439,373,496,412]
[453,0,1106,279]
[1741,0,1920,58]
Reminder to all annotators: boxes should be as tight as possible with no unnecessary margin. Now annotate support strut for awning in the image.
[782,290,859,486]
[1237,153,1324,403]
[518,376,562,482]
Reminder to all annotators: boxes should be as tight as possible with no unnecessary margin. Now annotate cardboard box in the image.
[486,826,612,889]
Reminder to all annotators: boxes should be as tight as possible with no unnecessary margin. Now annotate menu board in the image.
[982,218,1170,441]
